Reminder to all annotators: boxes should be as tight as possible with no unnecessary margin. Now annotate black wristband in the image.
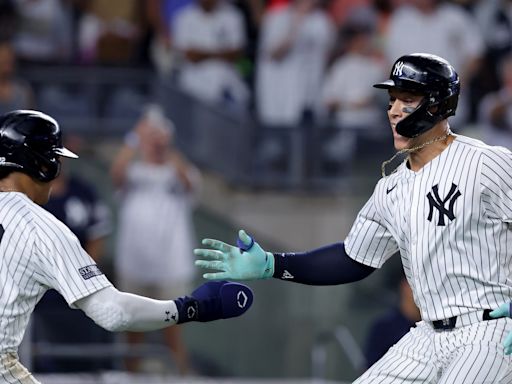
[174,296,199,324]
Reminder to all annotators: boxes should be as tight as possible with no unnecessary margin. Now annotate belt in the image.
[431,309,494,331]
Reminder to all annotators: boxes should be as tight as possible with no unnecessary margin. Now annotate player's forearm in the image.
[76,287,178,332]
[272,243,376,285]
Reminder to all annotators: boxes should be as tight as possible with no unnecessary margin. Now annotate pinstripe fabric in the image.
[346,135,512,382]
[345,135,512,322]
[0,192,112,382]
[354,319,512,383]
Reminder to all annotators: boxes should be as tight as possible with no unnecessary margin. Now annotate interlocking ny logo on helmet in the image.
[374,53,460,138]
[0,110,78,182]
[392,61,405,77]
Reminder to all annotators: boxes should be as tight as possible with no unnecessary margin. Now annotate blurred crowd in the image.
[0,0,511,169]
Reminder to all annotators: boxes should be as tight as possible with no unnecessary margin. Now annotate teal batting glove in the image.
[194,230,274,281]
[490,302,512,355]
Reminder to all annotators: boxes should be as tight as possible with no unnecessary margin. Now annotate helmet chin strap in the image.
[381,128,453,177]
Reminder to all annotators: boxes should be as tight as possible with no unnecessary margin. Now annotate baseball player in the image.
[0,110,254,383]
[195,53,512,383]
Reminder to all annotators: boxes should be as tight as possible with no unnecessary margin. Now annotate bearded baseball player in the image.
[0,110,253,383]
[195,53,512,383]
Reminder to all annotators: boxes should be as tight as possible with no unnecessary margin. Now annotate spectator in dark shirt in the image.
[364,272,421,368]
[44,171,111,256]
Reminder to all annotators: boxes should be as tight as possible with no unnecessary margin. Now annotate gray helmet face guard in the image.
[374,53,460,138]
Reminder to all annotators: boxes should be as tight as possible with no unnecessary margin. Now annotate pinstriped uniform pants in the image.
[354,318,512,384]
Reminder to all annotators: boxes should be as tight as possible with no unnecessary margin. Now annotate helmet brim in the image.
[55,147,79,159]
[373,78,428,93]
[373,80,395,89]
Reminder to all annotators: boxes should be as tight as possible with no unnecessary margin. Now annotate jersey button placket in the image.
[409,175,422,306]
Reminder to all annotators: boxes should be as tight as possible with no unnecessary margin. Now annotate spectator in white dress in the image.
[111,104,201,375]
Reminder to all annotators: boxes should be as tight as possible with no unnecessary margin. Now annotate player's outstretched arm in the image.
[195,230,376,285]
[194,229,275,280]
[75,281,253,332]
[490,302,512,355]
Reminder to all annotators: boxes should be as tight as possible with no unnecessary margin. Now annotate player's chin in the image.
[391,125,410,150]
[393,135,411,151]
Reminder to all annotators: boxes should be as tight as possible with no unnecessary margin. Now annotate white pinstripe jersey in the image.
[345,135,512,322]
[0,192,112,356]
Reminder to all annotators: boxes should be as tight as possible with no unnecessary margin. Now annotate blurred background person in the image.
[254,0,335,171]
[172,0,250,110]
[472,0,512,117]
[255,0,336,127]
[320,7,386,171]
[363,270,421,368]
[12,0,74,64]
[328,0,369,27]
[77,0,145,65]
[145,0,194,77]
[478,53,512,150]
[111,104,201,375]
[33,136,113,373]
[0,40,34,114]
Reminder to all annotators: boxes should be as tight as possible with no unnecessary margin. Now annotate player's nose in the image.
[388,99,403,118]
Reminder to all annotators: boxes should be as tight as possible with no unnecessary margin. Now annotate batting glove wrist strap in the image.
[175,281,253,324]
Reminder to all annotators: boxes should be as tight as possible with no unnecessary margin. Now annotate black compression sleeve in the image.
[272,242,376,285]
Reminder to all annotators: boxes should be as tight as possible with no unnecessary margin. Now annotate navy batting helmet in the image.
[0,110,78,182]
[374,53,460,138]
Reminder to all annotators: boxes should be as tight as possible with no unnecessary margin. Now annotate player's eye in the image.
[388,97,396,110]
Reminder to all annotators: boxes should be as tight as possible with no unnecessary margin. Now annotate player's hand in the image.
[194,229,274,280]
[490,302,512,354]
[175,281,253,324]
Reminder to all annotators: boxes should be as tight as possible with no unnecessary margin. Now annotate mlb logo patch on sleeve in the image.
[79,265,104,280]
